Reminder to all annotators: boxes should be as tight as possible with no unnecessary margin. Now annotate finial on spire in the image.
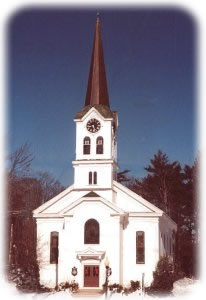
[96,11,100,21]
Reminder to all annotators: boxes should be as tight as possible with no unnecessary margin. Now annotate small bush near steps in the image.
[146,256,175,296]
[107,280,140,296]
[56,281,79,292]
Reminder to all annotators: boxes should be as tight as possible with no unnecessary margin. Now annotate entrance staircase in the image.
[72,289,103,298]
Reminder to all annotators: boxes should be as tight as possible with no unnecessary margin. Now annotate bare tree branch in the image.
[8,143,34,179]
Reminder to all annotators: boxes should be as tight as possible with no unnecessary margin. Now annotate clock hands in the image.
[86,118,101,133]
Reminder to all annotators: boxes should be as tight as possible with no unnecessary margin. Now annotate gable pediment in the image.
[33,180,163,219]
[84,191,100,197]
[76,247,105,261]
[113,181,163,215]
[33,188,124,218]
[60,195,124,216]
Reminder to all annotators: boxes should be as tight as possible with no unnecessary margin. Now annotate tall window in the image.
[96,136,103,154]
[50,231,59,264]
[84,219,99,244]
[83,137,91,154]
[88,172,97,185]
[136,231,145,264]
[94,172,97,184]
[89,172,93,185]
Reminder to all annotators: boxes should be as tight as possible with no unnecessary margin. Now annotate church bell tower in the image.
[73,15,118,190]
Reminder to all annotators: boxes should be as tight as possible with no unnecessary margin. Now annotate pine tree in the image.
[128,150,199,277]
[129,150,183,221]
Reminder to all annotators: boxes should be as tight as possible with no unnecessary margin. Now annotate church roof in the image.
[74,104,114,119]
[32,181,177,230]
[84,15,110,108]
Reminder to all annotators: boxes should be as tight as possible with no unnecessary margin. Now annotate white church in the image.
[33,16,177,290]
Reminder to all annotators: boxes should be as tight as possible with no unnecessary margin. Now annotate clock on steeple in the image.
[86,118,101,133]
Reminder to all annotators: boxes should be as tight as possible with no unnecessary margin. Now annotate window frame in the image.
[84,219,100,244]
[50,231,59,264]
[96,136,104,154]
[93,172,97,184]
[88,172,97,185]
[136,231,145,264]
[89,171,92,185]
[83,137,91,155]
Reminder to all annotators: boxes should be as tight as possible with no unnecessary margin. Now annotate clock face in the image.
[86,118,101,133]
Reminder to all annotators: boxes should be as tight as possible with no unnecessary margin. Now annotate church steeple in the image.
[85,15,110,107]
[73,15,118,190]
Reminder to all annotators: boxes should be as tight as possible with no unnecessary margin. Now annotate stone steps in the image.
[72,289,103,297]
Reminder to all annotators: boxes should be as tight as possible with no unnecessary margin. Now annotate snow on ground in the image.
[172,277,202,298]
[0,277,203,300]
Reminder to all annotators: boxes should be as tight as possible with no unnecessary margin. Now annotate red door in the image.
[84,265,99,287]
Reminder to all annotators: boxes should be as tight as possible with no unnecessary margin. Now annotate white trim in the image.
[76,247,105,262]
[60,197,124,215]
[32,184,74,214]
[34,214,73,218]
[73,188,112,192]
[72,159,118,166]
[110,212,162,217]
[113,180,163,214]
[74,106,113,122]
[35,218,65,223]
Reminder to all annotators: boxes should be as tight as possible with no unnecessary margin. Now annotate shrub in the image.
[117,285,123,293]
[8,263,41,292]
[123,280,140,295]
[131,280,140,291]
[58,281,79,292]
[107,283,123,293]
[146,256,175,295]
[106,281,140,296]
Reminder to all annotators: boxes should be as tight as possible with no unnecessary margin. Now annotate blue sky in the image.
[8,7,196,186]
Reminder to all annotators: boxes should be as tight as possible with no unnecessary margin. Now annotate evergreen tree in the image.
[178,159,199,277]
[127,150,199,277]
[117,169,130,184]
[147,256,175,295]
[129,150,183,221]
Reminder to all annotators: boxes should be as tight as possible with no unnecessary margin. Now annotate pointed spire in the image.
[85,15,110,107]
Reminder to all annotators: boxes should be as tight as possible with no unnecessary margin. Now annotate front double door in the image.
[84,265,99,287]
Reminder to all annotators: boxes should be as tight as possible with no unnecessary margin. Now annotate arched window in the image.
[84,219,99,244]
[50,231,59,264]
[96,136,103,154]
[94,172,97,184]
[83,137,91,155]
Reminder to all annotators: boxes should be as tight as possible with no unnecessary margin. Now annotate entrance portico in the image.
[76,247,105,289]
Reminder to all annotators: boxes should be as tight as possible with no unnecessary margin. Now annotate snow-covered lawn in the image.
[172,277,201,298]
[0,276,203,300]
